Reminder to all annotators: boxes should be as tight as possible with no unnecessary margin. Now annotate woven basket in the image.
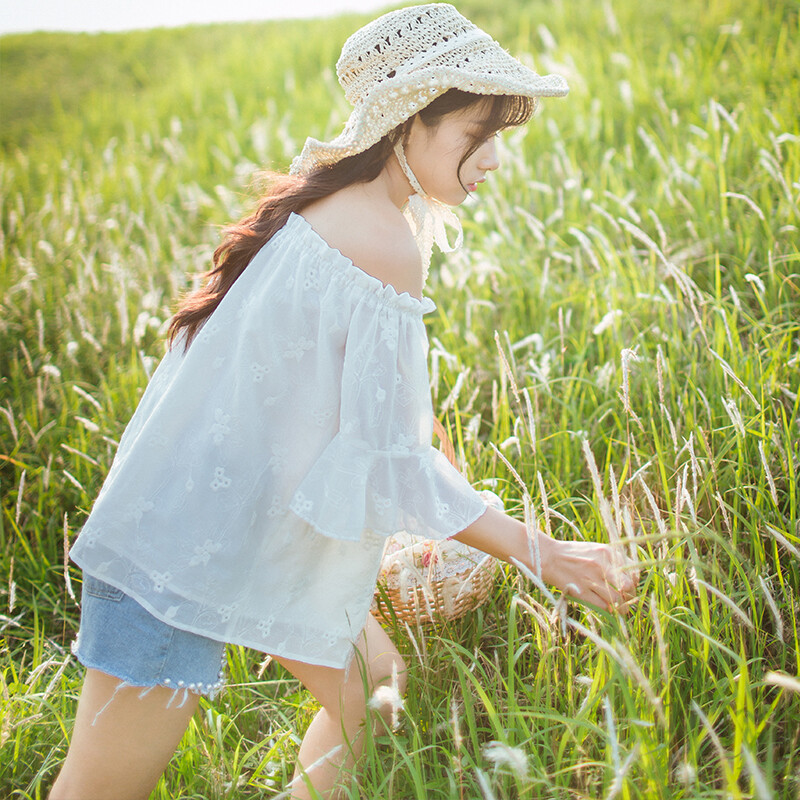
[371,419,501,627]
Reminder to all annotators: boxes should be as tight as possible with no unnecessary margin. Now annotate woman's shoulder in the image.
[299,190,423,299]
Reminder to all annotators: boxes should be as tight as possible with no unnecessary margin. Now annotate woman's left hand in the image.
[538,537,640,614]
[455,506,640,613]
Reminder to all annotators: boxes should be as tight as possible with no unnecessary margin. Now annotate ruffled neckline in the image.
[287,212,437,316]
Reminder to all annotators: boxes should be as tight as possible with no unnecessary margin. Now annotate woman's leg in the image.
[275,615,407,800]
[48,668,199,800]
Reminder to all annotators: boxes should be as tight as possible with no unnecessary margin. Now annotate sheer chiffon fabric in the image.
[70,213,487,668]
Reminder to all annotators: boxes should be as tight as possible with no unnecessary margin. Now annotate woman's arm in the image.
[453,506,639,612]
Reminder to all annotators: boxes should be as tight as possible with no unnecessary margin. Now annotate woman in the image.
[50,5,638,798]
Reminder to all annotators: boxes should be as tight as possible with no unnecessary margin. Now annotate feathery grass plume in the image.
[613,640,666,725]
[582,439,621,543]
[693,425,719,485]
[441,369,469,414]
[638,476,667,539]
[449,696,465,794]
[691,701,733,778]
[0,404,19,443]
[660,401,679,450]
[609,463,621,533]
[270,745,345,800]
[715,306,736,350]
[512,557,557,607]
[763,524,800,561]
[450,695,463,752]
[494,329,522,409]
[499,434,521,457]
[368,665,404,730]
[714,491,734,538]
[604,691,641,800]
[690,574,753,629]
[511,594,550,634]
[536,471,553,539]
[26,656,62,689]
[592,308,621,336]
[617,217,709,346]
[673,756,698,789]
[72,384,104,411]
[607,743,641,799]
[575,674,595,717]
[637,126,668,172]
[61,443,100,468]
[674,463,697,523]
[618,348,643,429]
[553,592,570,637]
[62,470,86,493]
[490,441,527,495]
[567,617,629,672]
[649,593,669,684]
[686,434,701,500]
[75,415,100,434]
[569,226,602,272]
[15,469,26,525]
[741,744,773,800]
[522,493,543,584]
[722,192,767,223]
[63,513,75,602]
[42,657,71,703]
[522,386,536,456]
[602,695,621,774]
[256,653,273,679]
[483,740,529,778]
[540,505,585,540]
[708,348,762,410]
[474,768,499,800]
[620,504,640,565]
[757,440,779,506]
[401,620,426,666]
[764,672,800,693]
[7,557,15,613]
[757,576,783,642]
[646,208,668,251]
[18,340,35,375]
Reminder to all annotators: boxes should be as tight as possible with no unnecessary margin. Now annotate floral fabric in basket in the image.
[372,490,504,625]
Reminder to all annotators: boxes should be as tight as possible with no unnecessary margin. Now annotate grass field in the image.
[1,0,799,797]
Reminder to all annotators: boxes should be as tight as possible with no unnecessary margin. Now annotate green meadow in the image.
[1,0,799,796]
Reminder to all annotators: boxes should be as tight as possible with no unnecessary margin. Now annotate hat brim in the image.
[290,49,567,175]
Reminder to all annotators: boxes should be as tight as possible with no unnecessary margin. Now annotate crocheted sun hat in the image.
[289,3,568,175]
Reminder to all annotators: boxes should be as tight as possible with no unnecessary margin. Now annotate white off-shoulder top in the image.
[70,212,487,668]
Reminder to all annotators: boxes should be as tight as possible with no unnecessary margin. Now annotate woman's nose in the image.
[478,138,500,172]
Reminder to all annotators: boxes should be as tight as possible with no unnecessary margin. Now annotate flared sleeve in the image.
[289,292,487,542]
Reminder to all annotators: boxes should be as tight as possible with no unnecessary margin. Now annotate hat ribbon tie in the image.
[393,142,464,284]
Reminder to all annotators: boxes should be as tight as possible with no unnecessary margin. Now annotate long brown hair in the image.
[168,89,535,348]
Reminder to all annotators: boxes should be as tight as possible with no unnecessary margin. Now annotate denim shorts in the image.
[72,572,227,699]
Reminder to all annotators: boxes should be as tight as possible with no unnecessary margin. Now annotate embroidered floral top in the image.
[70,212,487,668]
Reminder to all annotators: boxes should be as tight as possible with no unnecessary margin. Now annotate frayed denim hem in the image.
[71,637,226,724]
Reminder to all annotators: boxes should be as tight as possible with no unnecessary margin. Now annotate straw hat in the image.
[289,3,568,175]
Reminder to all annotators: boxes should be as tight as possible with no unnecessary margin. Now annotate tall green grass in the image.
[2,0,799,797]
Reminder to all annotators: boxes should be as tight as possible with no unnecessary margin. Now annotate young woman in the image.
[50,4,638,798]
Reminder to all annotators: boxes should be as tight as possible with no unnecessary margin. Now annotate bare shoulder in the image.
[300,190,423,299]
[353,219,422,299]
